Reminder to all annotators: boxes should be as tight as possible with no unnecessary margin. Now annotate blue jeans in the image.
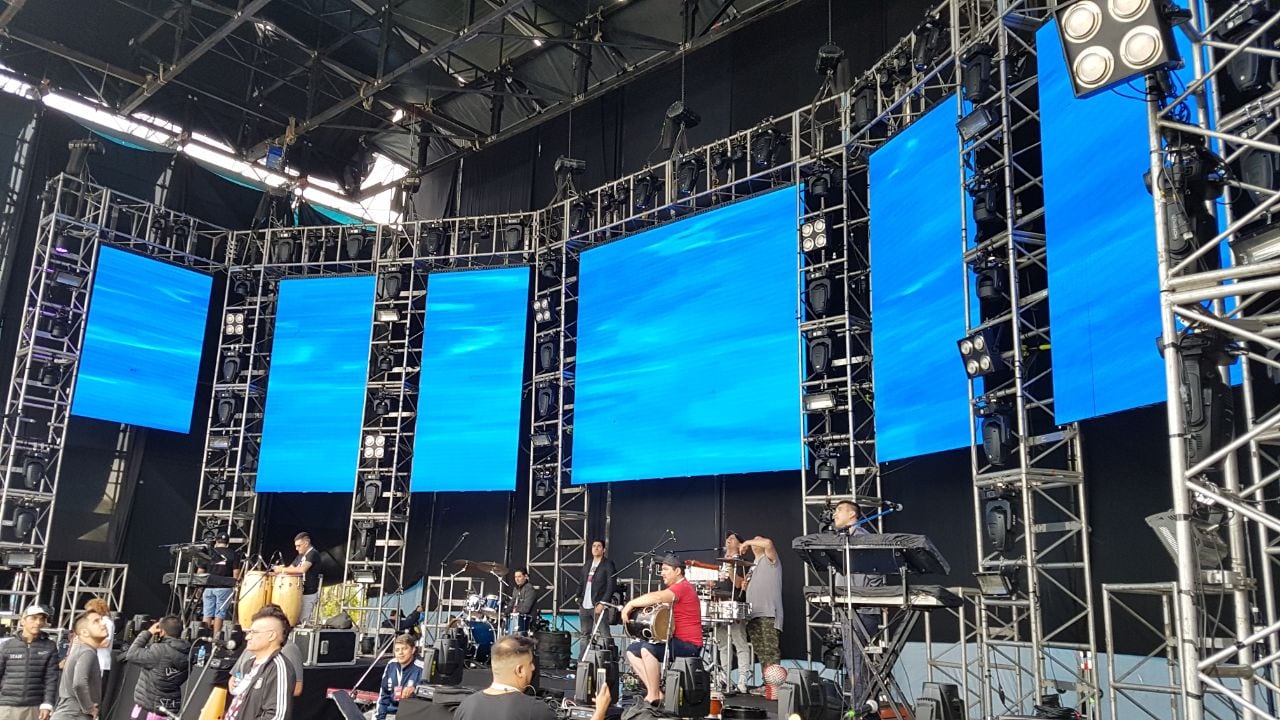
[203,587,233,620]
[627,637,701,662]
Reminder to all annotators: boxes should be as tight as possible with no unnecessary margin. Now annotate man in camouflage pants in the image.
[740,535,782,692]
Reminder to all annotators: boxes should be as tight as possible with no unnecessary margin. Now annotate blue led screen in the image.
[411,267,530,492]
[72,245,213,433]
[1039,20,1215,422]
[869,96,971,462]
[573,186,803,484]
[257,276,375,492]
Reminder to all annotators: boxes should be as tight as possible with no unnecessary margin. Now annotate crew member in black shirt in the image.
[510,569,537,621]
[454,635,609,720]
[274,532,321,624]
[202,532,240,634]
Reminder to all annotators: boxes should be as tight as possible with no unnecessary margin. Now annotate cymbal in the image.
[717,557,754,567]
[451,559,508,576]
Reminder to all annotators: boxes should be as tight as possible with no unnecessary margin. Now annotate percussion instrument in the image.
[198,687,226,720]
[447,617,496,661]
[464,594,500,618]
[506,612,532,635]
[710,600,751,622]
[272,574,305,625]
[238,570,272,628]
[624,604,672,643]
[464,594,485,615]
[451,559,508,576]
[684,560,720,584]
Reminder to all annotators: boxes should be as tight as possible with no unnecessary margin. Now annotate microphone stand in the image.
[611,532,676,589]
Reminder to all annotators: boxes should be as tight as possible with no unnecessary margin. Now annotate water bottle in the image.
[197,643,207,667]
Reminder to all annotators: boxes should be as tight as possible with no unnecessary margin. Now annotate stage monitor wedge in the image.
[258,275,376,493]
[72,245,214,433]
[869,95,972,463]
[573,186,803,484]
[411,267,530,492]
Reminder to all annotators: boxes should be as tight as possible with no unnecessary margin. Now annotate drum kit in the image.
[438,558,545,665]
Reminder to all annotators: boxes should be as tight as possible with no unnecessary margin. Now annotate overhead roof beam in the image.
[1,27,147,85]
[0,0,27,32]
[251,0,535,157]
[119,0,274,114]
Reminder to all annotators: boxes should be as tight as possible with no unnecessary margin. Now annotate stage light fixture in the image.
[37,364,62,388]
[676,155,704,197]
[352,567,378,584]
[48,313,72,340]
[534,524,553,549]
[554,155,588,179]
[361,479,381,509]
[1054,0,1181,98]
[224,312,245,336]
[535,382,557,420]
[532,297,557,324]
[209,436,233,451]
[816,42,846,76]
[206,482,225,502]
[1233,223,1280,267]
[807,331,833,374]
[537,338,559,372]
[232,274,253,296]
[531,431,555,448]
[214,393,236,426]
[967,174,1006,237]
[958,104,999,142]
[10,506,38,542]
[539,254,561,280]
[501,222,526,251]
[345,228,366,259]
[53,231,74,255]
[1221,1,1278,96]
[800,218,829,252]
[534,476,552,498]
[710,146,731,178]
[376,350,395,373]
[633,172,659,211]
[974,263,1007,312]
[913,18,946,70]
[981,489,1018,552]
[53,271,84,288]
[803,391,837,412]
[421,225,447,256]
[172,218,191,242]
[150,215,169,240]
[372,394,393,416]
[803,162,839,205]
[979,407,1017,467]
[1239,118,1278,208]
[852,80,877,128]
[1146,505,1231,571]
[363,434,387,459]
[974,569,1017,597]
[1177,330,1235,469]
[3,551,38,568]
[377,271,403,299]
[376,308,401,323]
[353,521,378,561]
[961,44,996,103]
[569,196,592,235]
[662,101,701,146]
[814,458,836,482]
[20,451,46,490]
[241,443,258,471]
[219,352,243,383]
[805,272,835,317]
[272,231,297,263]
[958,328,1002,378]
[750,127,783,169]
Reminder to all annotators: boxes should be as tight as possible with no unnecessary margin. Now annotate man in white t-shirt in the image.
[577,541,615,649]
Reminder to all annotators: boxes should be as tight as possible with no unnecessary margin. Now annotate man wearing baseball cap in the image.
[620,553,703,706]
[201,532,240,634]
[0,604,59,720]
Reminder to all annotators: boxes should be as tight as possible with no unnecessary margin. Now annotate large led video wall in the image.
[72,245,213,433]
[1039,19,1216,423]
[411,267,530,492]
[258,275,375,492]
[869,96,972,462]
[573,186,803,484]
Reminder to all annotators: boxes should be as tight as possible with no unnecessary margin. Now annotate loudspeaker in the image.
[661,657,710,718]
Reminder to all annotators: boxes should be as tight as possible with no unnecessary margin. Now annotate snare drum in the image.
[464,594,485,615]
[711,600,751,622]
[624,604,672,643]
[506,613,531,636]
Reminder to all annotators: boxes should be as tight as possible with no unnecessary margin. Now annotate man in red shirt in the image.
[620,553,703,705]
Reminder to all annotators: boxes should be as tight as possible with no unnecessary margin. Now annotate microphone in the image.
[882,500,903,511]
[460,531,470,539]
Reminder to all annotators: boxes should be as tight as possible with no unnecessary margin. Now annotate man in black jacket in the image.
[123,616,190,719]
[0,604,59,720]
[578,540,616,649]
[223,613,294,720]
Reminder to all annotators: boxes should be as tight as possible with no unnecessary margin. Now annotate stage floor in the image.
[306,663,782,719]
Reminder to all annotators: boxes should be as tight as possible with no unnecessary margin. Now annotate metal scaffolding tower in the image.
[1144,1,1280,718]
[0,175,224,614]
[954,1,1099,716]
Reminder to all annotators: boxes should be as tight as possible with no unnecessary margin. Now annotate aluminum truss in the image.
[527,202,587,623]
[59,561,128,629]
[953,1,1099,716]
[1144,1,1280,718]
[0,174,225,615]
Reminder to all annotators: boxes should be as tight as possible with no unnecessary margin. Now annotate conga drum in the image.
[238,570,272,628]
[272,574,304,625]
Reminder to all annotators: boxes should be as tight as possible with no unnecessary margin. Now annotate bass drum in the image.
[272,574,304,626]
[624,604,672,643]
[238,570,272,629]
[447,617,496,662]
